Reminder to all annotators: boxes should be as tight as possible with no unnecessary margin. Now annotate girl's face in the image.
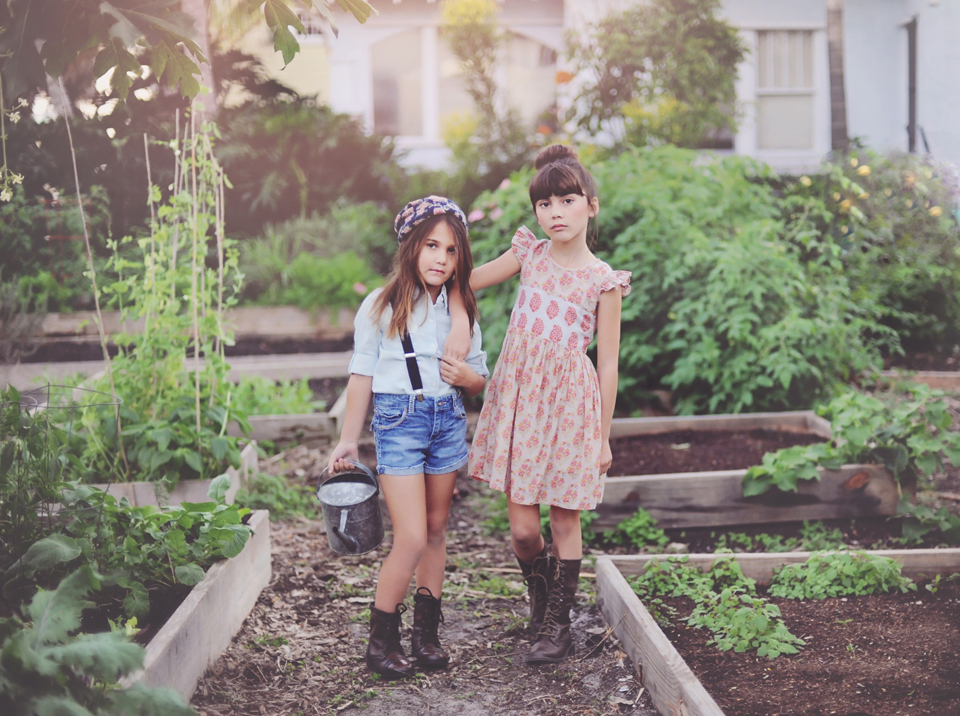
[417,220,458,300]
[534,193,598,245]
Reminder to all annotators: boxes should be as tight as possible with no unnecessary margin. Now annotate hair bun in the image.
[534,144,578,170]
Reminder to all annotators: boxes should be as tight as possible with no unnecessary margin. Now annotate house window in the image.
[756,30,814,150]
[373,30,423,136]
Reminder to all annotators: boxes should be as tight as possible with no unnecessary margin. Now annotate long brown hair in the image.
[372,214,478,339]
[529,144,600,243]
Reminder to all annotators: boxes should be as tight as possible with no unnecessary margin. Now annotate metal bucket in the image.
[316,461,384,555]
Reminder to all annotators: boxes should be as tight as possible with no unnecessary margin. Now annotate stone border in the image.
[121,509,272,701]
[598,412,898,530]
[595,549,960,716]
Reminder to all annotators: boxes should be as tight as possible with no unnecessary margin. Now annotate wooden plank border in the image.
[595,557,724,716]
[880,370,960,391]
[599,412,898,530]
[91,441,258,508]
[595,549,960,716]
[122,509,272,701]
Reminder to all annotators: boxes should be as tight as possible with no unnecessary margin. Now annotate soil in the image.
[308,377,350,410]
[191,442,659,716]
[606,430,824,477]
[657,582,960,716]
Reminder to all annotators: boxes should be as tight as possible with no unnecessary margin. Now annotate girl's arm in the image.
[595,289,623,475]
[443,249,521,359]
[327,374,373,473]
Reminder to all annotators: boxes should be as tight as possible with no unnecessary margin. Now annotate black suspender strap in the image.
[400,332,425,401]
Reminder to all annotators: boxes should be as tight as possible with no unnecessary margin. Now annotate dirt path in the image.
[192,452,658,716]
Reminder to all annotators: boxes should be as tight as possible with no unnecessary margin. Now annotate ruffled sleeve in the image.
[600,269,632,297]
[511,226,539,264]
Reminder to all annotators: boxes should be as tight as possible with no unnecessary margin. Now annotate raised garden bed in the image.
[90,441,258,508]
[228,380,349,444]
[598,412,900,531]
[596,550,960,716]
[881,369,960,391]
[122,508,272,702]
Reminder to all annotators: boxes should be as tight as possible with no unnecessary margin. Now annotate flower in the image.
[799,175,812,186]
[833,192,842,201]
[850,157,859,167]
[858,192,870,199]
[857,165,871,176]
[930,206,943,217]
[467,208,485,222]
[906,199,914,208]
[884,188,893,197]
[498,178,511,190]
[8,112,20,124]
[555,70,574,84]
[0,189,11,202]
[490,207,504,220]
[352,282,367,295]
[839,199,853,212]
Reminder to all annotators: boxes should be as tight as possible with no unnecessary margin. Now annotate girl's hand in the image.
[443,321,470,361]
[328,440,359,474]
[599,439,613,475]
[440,356,486,397]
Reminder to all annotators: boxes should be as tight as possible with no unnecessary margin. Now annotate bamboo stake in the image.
[58,78,129,476]
[190,110,202,435]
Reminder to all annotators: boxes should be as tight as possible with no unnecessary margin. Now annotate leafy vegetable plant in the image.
[768,551,916,600]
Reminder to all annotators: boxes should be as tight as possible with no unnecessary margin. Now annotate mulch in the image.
[658,581,960,716]
[191,442,659,716]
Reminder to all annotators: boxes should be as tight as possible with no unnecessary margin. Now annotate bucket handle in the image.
[316,460,379,498]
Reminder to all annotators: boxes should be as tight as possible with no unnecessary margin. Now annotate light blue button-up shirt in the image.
[349,286,488,396]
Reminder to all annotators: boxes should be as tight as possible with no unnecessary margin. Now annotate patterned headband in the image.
[394,195,468,243]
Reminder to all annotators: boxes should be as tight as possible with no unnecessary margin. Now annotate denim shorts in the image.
[372,392,468,476]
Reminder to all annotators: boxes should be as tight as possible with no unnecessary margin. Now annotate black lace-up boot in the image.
[411,587,449,669]
[526,557,581,664]
[517,543,555,637]
[366,605,416,679]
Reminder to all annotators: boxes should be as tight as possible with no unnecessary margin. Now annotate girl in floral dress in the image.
[449,145,630,663]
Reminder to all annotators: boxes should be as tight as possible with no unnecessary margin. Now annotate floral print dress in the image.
[469,227,632,510]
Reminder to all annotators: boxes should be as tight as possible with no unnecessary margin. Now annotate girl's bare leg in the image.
[549,506,582,560]
[415,471,458,596]
[508,499,545,562]
[375,473,427,611]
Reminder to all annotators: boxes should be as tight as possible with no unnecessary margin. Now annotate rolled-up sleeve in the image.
[348,292,383,376]
[466,322,489,378]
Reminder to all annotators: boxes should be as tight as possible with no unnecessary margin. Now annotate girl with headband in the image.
[327,196,489,679]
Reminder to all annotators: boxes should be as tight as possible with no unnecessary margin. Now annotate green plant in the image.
[605,507,669,550]
[0,565,195,715]
[235,473,317,522]
[252,251,379,312]
[232,376,325,417]
[743,385,960,502]
[569,0,746,148]
[3,474,253,621]
[768,551,916,600]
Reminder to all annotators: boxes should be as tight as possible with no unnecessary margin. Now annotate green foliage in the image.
[769,551,917,600]
[217,100,396,235]
[468,147,885,414]
[898,499,960,545]
[3,476,253,621]
[235,473,317,522]
[713,521,846,554]
[628,554,804,659]
[605,507,669,550]
[232,376,325,417]
[83,122,248,485]
[743,384,960,499]
[0,566,195,716]
[569,0,746,148]
[780,150,960,353]
[252,252,380,312]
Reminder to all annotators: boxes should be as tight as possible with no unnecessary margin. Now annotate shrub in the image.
[235,473,317,522]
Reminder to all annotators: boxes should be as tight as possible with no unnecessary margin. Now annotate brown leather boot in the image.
[411,587,449,669]
[366,605,415,679]
[526,557,581,664]
[517,543,554,637]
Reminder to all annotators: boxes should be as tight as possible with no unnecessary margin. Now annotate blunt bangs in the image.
[529,164,585,206]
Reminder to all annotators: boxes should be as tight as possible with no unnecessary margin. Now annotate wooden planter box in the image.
[598,411,900,530]
[881,369,960,391]
[90,441,258,508]
[595,549,960,716]
[230,386,348,443]
[121,509,272,701]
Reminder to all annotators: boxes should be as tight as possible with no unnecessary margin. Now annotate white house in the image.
[244,0,960,173]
